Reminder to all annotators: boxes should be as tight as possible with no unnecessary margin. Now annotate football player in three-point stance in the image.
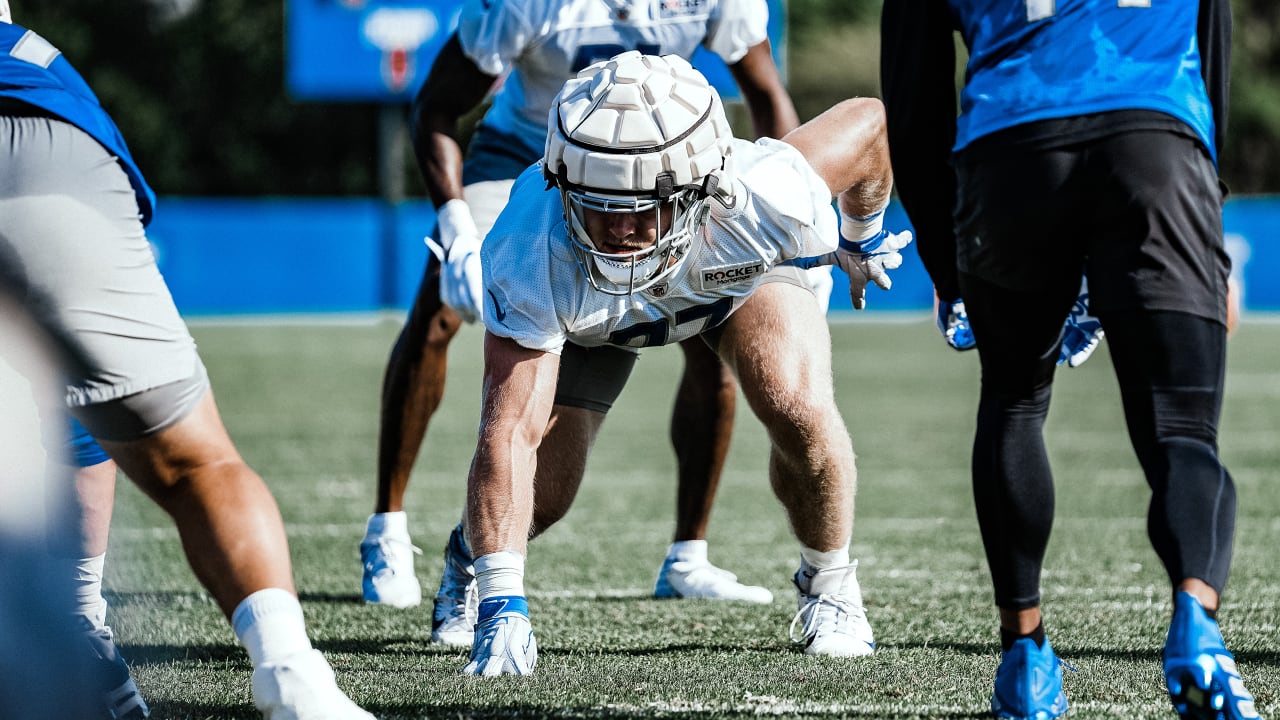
[456,51,912,675]
[361,0,811,640]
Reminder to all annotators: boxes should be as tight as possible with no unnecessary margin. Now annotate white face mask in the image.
[562,188,705,296]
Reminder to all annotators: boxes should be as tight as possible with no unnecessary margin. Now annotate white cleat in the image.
[790,561,875,657]
[251,649,376,720]
[431,524,479,646]
[654,556,774,604]
[360,533,422,608]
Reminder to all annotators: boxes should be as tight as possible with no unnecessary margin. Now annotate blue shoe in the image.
[83,627,150,719]
[1057,289,1104,368]
[1163,592,1261,720]
[991,637,1068,720]
[431,523,479,646]
[937,297,976,351]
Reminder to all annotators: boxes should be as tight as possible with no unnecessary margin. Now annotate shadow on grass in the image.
[304,638,788,658]
[143,701,993,720]
[119,641,248,665]
[368,705,992,719]
[300,590,371,604]
[891,639,1280,666]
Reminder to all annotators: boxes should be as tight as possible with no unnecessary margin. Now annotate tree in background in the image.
[16,0,383,196]
[15,0,1280,196]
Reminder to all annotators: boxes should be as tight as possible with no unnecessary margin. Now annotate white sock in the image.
[474,551,525,600]
[364,511,408,540]
[66,553,109,630]
[667,539,708,564]
[798,544,852,595]
[231,588,313,667]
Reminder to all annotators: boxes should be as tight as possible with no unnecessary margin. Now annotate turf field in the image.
[107,315,1279,719]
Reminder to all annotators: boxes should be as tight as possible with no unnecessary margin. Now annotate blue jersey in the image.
[0,23,156,225]
[948,0,1216,162]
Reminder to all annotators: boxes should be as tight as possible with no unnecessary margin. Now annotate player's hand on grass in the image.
[424,198,484,324]
[463,596,538,677]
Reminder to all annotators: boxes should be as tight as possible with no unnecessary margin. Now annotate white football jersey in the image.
[457,0,767,162]
[481,137,836,353]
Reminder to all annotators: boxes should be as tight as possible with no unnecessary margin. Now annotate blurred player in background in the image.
[456,51,910,675]
[881,1,1261,719]
[363,0,808,640]
[0,10,374,719]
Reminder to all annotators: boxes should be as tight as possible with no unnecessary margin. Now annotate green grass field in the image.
[106,315,1280,719]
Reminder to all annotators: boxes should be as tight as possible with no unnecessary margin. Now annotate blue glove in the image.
[937,297,976,351]
[1058,285,1104,368]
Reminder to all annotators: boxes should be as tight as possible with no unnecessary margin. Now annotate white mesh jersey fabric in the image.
[457,0,767,158]
[481,136,836,353]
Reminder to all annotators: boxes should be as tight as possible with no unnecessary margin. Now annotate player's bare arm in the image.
[780,98,891,217]
[467,332,561,557]
[409,34,500,207]
[728,39,799,140]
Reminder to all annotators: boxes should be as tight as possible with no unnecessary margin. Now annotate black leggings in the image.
[961,271,1235,610]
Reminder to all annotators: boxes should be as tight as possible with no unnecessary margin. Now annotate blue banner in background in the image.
[146,195,1276,317]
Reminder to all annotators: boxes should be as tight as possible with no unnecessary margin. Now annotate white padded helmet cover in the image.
[545,51,734,196]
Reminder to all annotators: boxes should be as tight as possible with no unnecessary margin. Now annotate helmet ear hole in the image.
[655,172,675,200]
[701,173,719,198]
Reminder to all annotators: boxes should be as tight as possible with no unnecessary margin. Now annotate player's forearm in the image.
[407,33,496,206]
[465,444,536,557]
[730,41,800,140]
[466,334,560,555]
[413,131,468,208]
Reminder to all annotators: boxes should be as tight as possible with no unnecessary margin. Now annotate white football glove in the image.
[834,229,914,310]
[787,207,913,310]
[463,596,538,677]
[423,198,483,324]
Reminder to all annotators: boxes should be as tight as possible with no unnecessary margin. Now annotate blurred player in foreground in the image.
[881,1,1261,718]
[455,51,912,676]
[0,282,107,720]
[0,9,373,719]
